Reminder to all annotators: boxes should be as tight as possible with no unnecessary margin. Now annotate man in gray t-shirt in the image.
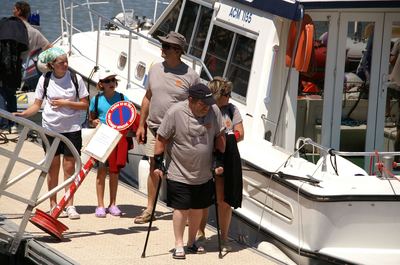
[153,83,225,258]
[1,1,51,132]
[13,1,52,59]
[134,31,200,224]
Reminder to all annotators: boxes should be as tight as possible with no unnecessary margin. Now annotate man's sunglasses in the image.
[162,43,181,50]
[101,78,117,84]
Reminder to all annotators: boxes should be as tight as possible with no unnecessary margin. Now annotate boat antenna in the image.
[85,0,94,31]
[120,0,127,27]
[272,4,304,146]
[153,0,158,22]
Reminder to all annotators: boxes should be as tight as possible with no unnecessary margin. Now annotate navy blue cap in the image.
[189,83,216,106]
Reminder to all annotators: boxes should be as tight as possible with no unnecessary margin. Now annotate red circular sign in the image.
[106,101,137,131]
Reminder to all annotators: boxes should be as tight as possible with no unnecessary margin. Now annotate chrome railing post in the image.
[86,0,94,31]
[96,17,101,67]
[127,31,132,89]
[59,0,65,45]
[69,1,73,54]
[153,0,159,22]
[321,150,327,172]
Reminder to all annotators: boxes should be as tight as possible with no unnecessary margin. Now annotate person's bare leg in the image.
[134,158,158,223]
[146,157,157,211]
[173,209,188,248]
[48,155,61,209]
[187,209,203,246]
[216,176,231,241]
[96,167,107,208]
[63,155,75,207]
[197,208,208,238]
[109,172,119,206]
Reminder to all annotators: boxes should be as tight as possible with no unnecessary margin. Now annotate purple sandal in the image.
[107,205,122,216]
[95,207,106,218]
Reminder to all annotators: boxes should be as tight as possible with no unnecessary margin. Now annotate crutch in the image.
[141,173,162,258]
[212,169,223,259]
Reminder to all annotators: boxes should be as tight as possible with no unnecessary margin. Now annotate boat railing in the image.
[296,137,400,174]
[59,0,212,87]
[0,109,82,254]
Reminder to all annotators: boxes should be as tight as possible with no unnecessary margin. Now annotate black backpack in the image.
[42,71,79,99]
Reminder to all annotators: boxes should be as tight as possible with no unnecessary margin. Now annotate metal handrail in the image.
[296,137,400,157]
[60,0,213,83]
[0,109,82,254]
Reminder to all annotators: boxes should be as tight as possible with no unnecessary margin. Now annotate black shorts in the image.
[167,179,214,210]
[43,130,82,157]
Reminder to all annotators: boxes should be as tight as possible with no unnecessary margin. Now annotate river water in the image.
[0,0,167,42]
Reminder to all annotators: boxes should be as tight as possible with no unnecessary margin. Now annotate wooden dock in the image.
[0,139,286,265]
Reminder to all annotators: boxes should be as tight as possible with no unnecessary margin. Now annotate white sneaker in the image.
[49,206,67,218]
[10,125,18,134]
[66,206,80,220]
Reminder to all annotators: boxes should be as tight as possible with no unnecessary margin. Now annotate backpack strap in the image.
[70,71,80,100]
[94,92,125,118]
[227,103,234,121]
[42,71,80,100]
[42,71,52,99]
[94,93,100,118]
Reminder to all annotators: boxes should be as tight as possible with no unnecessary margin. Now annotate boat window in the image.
[177,2,213,58]
[226,35,255,101]
[384,21,400,157]
[202,25,255,103]
[339,21,373,152]
[202,26,234,78]
[178,1,199,45]
[295,20,330,154]
[151,0,182,39]
[117,52,127,70]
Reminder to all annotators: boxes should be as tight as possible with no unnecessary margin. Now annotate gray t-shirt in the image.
[220,103,242,133]
[157,100,224,185]
[146,62,200,129]
[21,20,49,60]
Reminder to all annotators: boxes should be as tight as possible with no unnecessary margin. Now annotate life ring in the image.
[285,14,314,73]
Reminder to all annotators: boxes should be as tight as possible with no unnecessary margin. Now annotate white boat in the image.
[53,0,400,264]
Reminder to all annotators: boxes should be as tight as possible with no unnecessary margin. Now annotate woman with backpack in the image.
[197,76,244,252]
[89,70,130,218]
[15,47,89,220]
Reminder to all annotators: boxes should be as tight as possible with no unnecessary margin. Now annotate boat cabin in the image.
[147,0,400,168]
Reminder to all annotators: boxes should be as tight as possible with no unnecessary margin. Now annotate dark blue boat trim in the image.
[232,0,301,20]
[301,1,400,9]
[232,0,400,21]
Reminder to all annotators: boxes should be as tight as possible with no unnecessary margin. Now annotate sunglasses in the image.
[101,78,117,84]
[222,91,231,97]
[162,43,181,50]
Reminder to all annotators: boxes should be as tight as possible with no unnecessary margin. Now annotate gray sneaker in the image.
[66,206,80,220]
[221,239,232,252]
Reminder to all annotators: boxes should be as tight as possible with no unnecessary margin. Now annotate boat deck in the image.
[0,140,281,265]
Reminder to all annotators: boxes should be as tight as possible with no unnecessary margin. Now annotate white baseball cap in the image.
[96,69,118,82]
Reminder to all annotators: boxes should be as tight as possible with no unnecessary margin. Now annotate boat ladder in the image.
[0,109,82,255]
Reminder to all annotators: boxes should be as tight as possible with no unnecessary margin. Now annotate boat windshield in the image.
[151,0,255,103]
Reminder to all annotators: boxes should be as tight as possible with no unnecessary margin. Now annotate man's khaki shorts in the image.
[143,127,156,157]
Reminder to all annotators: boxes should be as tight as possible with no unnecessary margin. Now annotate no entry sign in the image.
[106,101,137,131]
